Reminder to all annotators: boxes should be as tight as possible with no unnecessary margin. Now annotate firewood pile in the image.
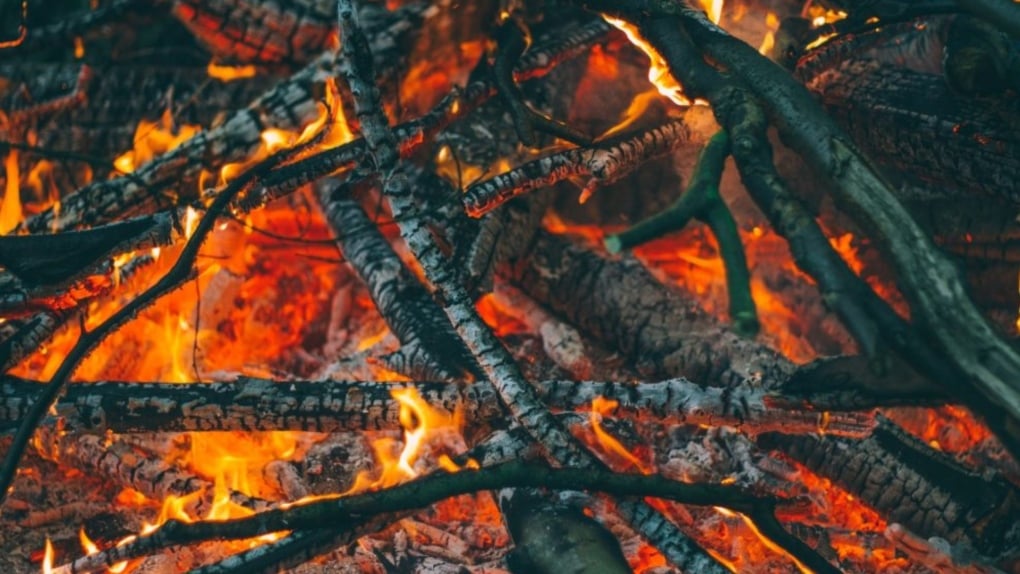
[0,0,1018,572]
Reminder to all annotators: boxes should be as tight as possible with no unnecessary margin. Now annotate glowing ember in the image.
[207,61,257,81]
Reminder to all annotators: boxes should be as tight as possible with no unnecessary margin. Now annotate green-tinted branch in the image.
[606,130,758,336]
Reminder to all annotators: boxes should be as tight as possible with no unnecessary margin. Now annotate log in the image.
[316,178,479,380]
[758,415,1020,561]
[0,376,876,438]
[507,230,795,386]
[802,58,1020,203]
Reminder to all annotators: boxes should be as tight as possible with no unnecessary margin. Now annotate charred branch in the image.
[316,177,479,380]
[462,118,692,217]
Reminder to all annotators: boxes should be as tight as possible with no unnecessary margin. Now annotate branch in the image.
[606,130,758,336]
[1,376,879,437]
[54,461,830,574]
[462,118,692,217]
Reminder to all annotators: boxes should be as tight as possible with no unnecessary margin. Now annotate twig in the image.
[606,130,758,336]
[492,16,590,147]
[462,118,692,217]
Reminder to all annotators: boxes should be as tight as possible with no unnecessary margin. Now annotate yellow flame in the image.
[758,11,780,55]
[41,538,53,574]
[603,16,692,106]
[207,61,257,82]
[340,388,462,496]
[699,0,724,24]
[1,149,22,234]
[113,109,201,174]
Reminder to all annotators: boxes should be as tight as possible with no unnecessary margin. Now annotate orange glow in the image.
[113,109,201,174]
[215,79,352,188]
[73,36,84,58]
[1,148,22,234]
[589,397,653,473]
[207,61,257,81]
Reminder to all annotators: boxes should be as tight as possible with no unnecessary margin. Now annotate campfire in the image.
[1,0,1019,572]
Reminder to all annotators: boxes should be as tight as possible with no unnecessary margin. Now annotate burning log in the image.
[758,414,1020,563]
[1,375,880,439]
[509,230,795,385]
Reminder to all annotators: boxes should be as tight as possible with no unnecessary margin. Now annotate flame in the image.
[214,79,352,188]
[41,538,53,574]
[758,12,780,55]
[343,388,463,495]
[113,109,201,174]
[207,61,257,81]
[698,0,724,25]
[73,36,84,59]
[603,16,692,107]
[1,148,22,234]
[589,397,653,473]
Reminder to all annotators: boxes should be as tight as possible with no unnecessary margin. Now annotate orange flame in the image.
[344,387,463,495]
[207,61,257,82]
[590,397,653,474]
[113,109,201,174]
[1,148,22,234]
[603,16,692,107]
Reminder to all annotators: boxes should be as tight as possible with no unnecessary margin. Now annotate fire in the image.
[758,12,780,55]
[603,16,692,107]
[343,387,463,495]
[113,109,201,174]
[41,538,53,574]
[698,0,724,25]
[1,148,22,234]
[214,79,352,188]
[207,61,257,82]
[589,397,653,474]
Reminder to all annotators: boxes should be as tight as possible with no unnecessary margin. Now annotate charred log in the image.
[758,415,1020,561]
